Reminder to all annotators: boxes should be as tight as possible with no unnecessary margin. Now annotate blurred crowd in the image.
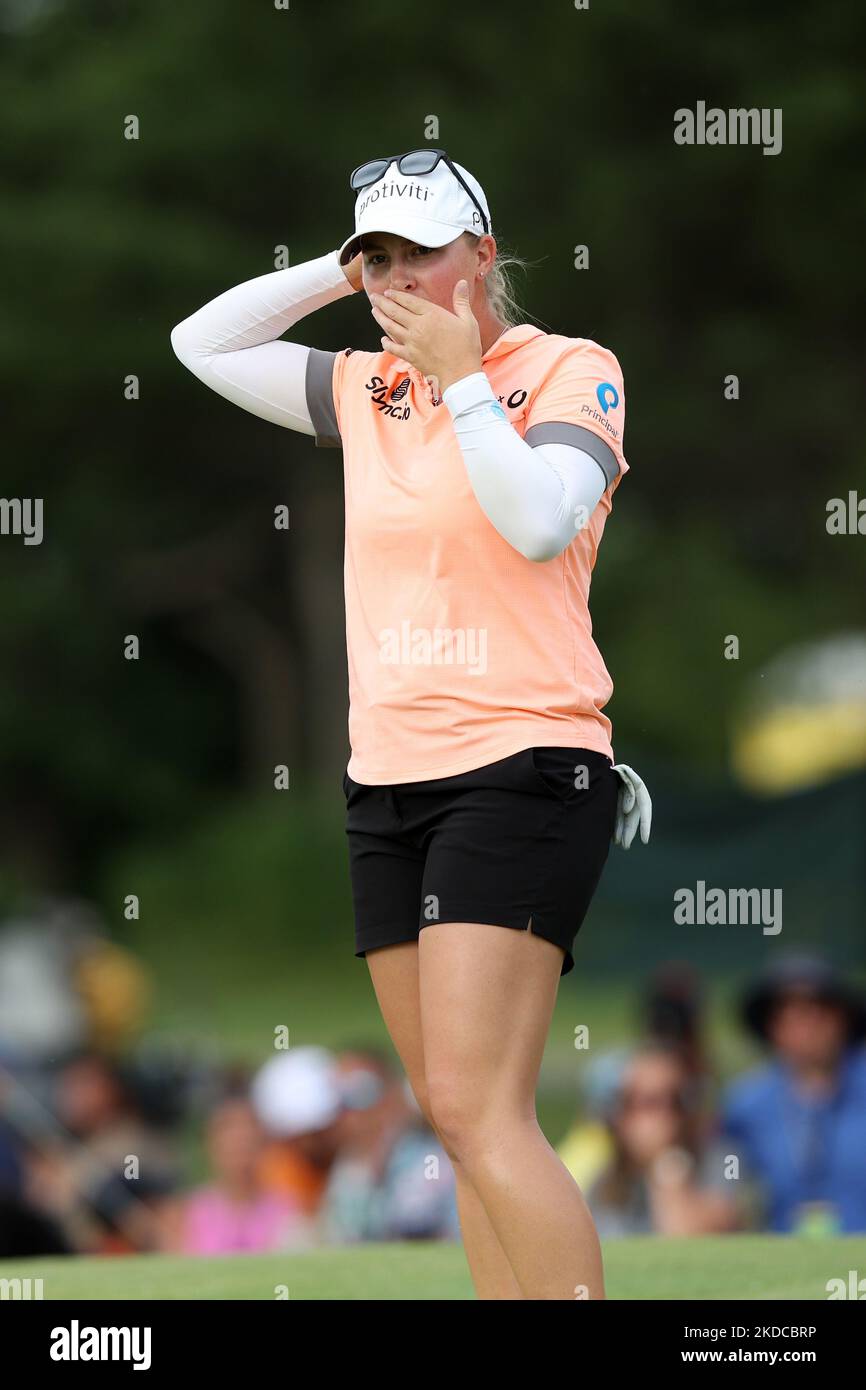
[1,897,864,1258]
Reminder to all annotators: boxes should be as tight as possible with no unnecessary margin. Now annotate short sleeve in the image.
[305,346,352,448]
[523,340,628,490]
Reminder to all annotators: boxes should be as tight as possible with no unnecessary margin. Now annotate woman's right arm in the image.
[170,250,361,434]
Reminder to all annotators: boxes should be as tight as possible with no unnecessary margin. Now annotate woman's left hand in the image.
[611,763,653,849]
[370,281,483,394]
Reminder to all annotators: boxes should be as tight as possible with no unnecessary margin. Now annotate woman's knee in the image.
[426,1074,523,1161]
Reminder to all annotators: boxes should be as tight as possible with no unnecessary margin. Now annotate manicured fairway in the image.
[2,1236,863,1300]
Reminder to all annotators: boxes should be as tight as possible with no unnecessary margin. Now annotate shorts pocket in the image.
[528,747,606,802]
[528,747,576,801]
[344,770,375,811]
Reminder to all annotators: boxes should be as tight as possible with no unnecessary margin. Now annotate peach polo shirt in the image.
[305,325,629,783]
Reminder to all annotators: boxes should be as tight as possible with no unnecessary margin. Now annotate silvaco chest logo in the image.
[363,373,412,420]
[363,375,529,422]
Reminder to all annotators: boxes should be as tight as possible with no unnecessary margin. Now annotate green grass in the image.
[2,1237,864,1300]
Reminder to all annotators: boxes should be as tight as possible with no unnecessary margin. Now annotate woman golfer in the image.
[171,148,651,1300]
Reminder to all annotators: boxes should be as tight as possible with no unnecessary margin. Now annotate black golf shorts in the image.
[343,746,619,976]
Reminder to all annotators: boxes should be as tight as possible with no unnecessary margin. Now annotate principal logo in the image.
[596,382,619,414]
[389,376,410,402]
[581,383,621,440]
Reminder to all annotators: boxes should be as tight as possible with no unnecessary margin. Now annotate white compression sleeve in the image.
[169,249,357,433]
[442,371,610,562]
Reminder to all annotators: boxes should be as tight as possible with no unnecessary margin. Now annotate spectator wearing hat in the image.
[251,1046,343,1217]
[317,1046,461,1244]
[721,955,866,1233]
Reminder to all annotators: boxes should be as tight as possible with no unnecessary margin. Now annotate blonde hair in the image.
[462,230,541,330]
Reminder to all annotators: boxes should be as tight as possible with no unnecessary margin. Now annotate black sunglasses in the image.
[349,148,490,236]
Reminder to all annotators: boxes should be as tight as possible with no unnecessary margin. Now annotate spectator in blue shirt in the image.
[721,955,866,1234]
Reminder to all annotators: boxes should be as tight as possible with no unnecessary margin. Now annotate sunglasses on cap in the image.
[349,148,490,236]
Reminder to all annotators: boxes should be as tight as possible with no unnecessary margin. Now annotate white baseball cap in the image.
[251,1046,342,1137]
[337,152,492,267]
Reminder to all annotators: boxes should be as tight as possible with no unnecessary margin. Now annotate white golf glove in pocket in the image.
[611,763,652,849]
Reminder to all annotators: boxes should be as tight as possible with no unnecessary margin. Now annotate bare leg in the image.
[419,921,605,1301]
[366,941,525,1299]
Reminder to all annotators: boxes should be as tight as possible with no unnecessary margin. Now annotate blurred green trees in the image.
[0,0,863,894]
